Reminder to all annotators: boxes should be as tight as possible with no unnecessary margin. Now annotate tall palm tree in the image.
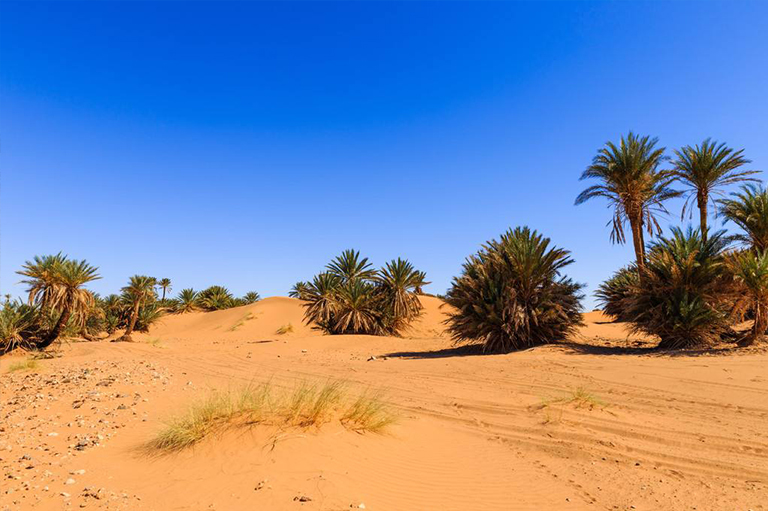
[721,184,768,252]
[670,139,757,241]
[158,278,172,301]
[575,132,678,271]
[17,255,100,349]
[118,275,156,342]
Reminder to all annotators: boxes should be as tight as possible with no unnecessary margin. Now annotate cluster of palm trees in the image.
[292,250,428,336]
[0,257,260,352]
[444,133,764,353]
[580,133,766,348]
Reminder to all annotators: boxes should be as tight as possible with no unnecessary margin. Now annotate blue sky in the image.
[1,1,767,308]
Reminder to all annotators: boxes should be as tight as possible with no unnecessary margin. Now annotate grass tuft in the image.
[7,358,39,373]
[275,323,294,335]
[229,312,255,331]
[146,380,397,452]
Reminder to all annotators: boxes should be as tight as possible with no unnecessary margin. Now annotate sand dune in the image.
[1,297,766,510]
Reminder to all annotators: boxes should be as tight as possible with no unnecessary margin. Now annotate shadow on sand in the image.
[384,338,747,360]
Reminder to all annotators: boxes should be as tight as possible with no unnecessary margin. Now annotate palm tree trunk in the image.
[162,288,166,301]
[698,192,708,242]
[38,307,71,349]
[740,299,766,347]
[120,301,141,341]
[629,213,645,272]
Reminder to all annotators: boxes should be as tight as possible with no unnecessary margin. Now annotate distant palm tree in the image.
[670,139,757,241]
[242,291,260,304]
[118,275,157,341]
[17,255,100,349]
[576,132,678,271]
[158,278,172,301]
[289,281,310,299]
[721,184,768,251]
[175,288,200,313]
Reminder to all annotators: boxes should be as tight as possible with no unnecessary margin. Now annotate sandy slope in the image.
[1,297,766,511]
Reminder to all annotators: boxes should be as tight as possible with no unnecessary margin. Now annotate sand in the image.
[1,296,766,510]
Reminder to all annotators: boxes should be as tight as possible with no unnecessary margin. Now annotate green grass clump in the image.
[275,323,294,335]
[7,358,39,373]
[147,380,397,452]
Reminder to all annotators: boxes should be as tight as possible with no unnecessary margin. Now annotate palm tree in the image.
[721,184,768,251]
[301,273,341,331]
[17,255,100,349]
[242,291,261,304]
[575,132,678,271]
[444,227,584,352]
[670,139,757,241]
[376,258,424,331]
[327,249,377,283]
[174,288,200,313]
[198,285,234,311]
[333,280,382,335]
[289,281,310,299]
[118,275,156,342]
[158,278,172,301]
[730,250,768,346]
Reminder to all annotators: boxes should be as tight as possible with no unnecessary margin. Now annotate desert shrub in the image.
[595,265,639,321]
[0,301,43,353]
[241,291,260,304]
[444,226,584,352]
[729,249,768,346]
[198,285,235,311]
[173,288,200,314]
[622,227,735,349]
[298,250,426,336]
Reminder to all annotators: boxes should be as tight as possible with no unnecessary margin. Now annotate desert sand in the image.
[1,296,766,510]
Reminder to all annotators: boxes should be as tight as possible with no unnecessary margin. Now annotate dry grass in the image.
[535,387,606,424]
[7,358,39,373]
[146,337,165,348]
[229,312,255,331]
[275,323,294,335]
[147,380,397,452]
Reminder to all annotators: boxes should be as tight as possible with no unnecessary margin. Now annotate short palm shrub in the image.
[0,300,43,353]
[198,285,235,311]
[241,291,261,304]
[595,265,639,322]
[174,288,200,314]
[621,227,735,349]
[730,249,768,346]
[444,227,584,352]
[298,250,426,336]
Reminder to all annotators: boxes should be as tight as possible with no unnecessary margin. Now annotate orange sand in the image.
[1,297,766,510]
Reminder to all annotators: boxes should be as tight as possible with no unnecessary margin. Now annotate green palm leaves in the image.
[118,275,157,341]
[670,138,757,240]
[730,250,768,345]
[721,184,768,251]
[444,227,584,352]
[16,254,100,348]
[618,227,734,349]
[298,250,426,336]
[175,288,200,313]
[576,132,679,270]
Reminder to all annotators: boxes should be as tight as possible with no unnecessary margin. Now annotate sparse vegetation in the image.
[276,323,294,335]
[229,312,255,331]
[6,358,40,373]
[444,227,584,352]
[146,380,397,452]
[298,250,427,336]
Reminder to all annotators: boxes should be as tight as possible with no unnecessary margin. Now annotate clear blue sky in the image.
[1,1,767,309]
